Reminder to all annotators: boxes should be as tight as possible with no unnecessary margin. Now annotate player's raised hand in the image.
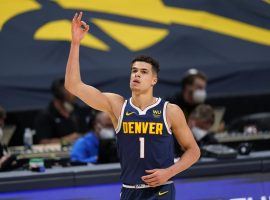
[71,12,90,44]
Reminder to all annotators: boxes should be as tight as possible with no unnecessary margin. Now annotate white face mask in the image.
[191,126,208,141]
[0,127,3,142]
[193,89,207,104]
[99,128,115,139]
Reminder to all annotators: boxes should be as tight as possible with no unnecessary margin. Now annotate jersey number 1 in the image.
[139,137,145,158]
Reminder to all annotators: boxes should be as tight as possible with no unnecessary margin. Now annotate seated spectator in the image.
[34,78,90,144]
[188,104,217,147]
[70,112,115,163]
[167,68,207,118]
[167,69,208,156]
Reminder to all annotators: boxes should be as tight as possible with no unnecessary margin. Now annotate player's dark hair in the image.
[131,55,160,75]
[181,69,207,89]
[51,78,65,101]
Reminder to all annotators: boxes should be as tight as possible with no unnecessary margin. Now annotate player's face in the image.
[130,61,157,92]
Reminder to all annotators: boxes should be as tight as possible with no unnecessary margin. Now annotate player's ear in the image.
[151,78,157,86]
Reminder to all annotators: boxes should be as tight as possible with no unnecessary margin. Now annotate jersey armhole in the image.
[115,100,127,133]
[163,101,172,134]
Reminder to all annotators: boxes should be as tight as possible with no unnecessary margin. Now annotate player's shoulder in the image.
[163,103,185,128]
[103,93,125,104]
[165,103,185,119]
[103,93,126,118]
[166,102,182,113]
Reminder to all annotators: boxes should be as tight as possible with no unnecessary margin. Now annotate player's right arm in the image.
[65,12,124,120]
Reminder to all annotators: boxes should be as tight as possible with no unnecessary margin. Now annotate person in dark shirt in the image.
[167,69,208,157]
[34,78,90,144]
[167,69,207,119]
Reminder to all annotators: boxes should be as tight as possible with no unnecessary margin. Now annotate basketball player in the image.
[65,12,200,200]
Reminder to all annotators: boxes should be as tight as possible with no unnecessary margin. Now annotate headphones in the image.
[51,78,65,101]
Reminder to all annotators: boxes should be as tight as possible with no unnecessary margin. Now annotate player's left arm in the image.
[141,103,200,187]
[167,103,201,175]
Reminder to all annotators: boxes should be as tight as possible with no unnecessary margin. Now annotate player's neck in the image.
[131,93,156,111]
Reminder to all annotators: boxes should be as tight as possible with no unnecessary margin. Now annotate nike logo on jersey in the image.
[126,111,135,116]
[158,191,169,196]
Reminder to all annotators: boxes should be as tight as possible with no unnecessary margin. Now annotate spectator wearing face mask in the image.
[70,112,115,163]
[188,104,217,147]
[167,69,207,157]
[34,78,90,144]
[167,69,207,119]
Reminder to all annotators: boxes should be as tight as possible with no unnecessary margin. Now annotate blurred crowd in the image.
[1,68,270,171]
